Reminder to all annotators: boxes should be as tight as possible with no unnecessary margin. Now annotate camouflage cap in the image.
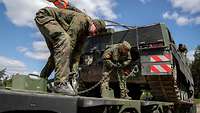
[122,41,131,50]
[92,19,106,32]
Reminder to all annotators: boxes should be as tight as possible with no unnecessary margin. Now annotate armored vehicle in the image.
[79,23,194,103]
[0,23,196,113]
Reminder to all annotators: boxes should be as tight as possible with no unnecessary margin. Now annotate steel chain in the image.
[77,65,138,95]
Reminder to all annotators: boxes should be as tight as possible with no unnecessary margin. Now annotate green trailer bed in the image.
[0,89,174,113]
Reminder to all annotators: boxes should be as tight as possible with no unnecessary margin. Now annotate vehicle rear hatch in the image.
[137,24,173,76]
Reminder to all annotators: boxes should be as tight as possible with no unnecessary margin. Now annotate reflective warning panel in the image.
[150,54,172,62]
[150,64,172,73]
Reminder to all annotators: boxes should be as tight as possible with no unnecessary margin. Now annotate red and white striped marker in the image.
[150,54,172,62]
[150,64,172,73]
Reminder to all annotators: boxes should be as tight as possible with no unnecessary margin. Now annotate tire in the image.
[122,109,138,113]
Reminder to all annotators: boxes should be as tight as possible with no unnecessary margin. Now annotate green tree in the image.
[191,45,200,98]
[0,68,6,87]
[0,68,6,79]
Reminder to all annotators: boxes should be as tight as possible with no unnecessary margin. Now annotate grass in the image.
[194,99,200,104]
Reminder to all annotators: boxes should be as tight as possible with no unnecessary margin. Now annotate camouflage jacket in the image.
[102,44,132,68]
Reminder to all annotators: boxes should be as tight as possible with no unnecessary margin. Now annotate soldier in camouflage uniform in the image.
[178,44,188,57]
[35,3,106,95]
[101,41,132,99]
[178,44,189,65]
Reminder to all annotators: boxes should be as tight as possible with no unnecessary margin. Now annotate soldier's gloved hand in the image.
[123,62,129,67]
[117,63,122,68]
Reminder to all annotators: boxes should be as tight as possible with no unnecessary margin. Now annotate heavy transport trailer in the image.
[0,23,196,113]
[0,89,193,113]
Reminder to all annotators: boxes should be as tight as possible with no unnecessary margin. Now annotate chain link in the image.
[77,65,138,95]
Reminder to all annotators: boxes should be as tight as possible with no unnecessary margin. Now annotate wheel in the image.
[166,109,173,113]
[173,65,191,102]
[152,107,162,113]
[187,104,197,113]
[122,109,138,113]
[172,65,181,100]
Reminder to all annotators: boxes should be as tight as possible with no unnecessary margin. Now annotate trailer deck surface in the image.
[0,89,173,113]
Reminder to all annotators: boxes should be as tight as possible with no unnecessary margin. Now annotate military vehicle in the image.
[79,23,194,101]
[0,23,196,113]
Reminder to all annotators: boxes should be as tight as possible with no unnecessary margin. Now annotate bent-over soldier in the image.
[101,41,132,99]
[35,1,106,95]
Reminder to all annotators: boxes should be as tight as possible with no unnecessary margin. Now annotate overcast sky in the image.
[0,0,199,75]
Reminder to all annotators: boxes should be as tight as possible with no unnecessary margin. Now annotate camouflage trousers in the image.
[101,67,129,98]
[35,7,89,83]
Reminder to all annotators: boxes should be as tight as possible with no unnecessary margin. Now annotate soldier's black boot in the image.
[54,82,76,96]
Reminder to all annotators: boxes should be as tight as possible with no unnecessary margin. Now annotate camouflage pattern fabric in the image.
[35,7,91,84]
[178,44,189,65]
[103,44,132,68]
[101,43,132,98]
[117,70,129,98]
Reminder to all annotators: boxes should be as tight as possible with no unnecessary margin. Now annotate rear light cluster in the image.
[139,40,164,49]
[149,43,164,48]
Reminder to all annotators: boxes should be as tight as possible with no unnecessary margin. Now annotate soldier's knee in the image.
[35,7,51,18]
[34,7,55,25]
